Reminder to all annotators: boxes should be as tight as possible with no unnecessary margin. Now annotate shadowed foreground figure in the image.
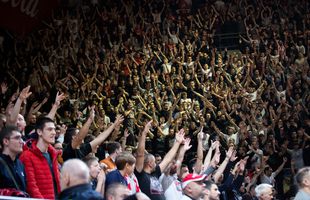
[59,159,103,200]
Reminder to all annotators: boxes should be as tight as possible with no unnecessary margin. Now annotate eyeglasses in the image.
[8,135,23,141]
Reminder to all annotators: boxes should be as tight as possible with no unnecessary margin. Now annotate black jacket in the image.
[59,183,103,200]
[0,153,26,192]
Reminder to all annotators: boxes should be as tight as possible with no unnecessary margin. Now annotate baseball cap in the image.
[182,173,206,189]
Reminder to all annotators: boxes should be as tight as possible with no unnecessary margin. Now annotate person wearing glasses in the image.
[0,126,26,192]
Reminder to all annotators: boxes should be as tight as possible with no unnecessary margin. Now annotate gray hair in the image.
[255,183,273,197]
[295,167,310,188]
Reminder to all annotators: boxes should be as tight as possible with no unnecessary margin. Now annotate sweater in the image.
[19,139,61,199]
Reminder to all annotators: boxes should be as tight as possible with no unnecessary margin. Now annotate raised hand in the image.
[226,147,234,158]
[230,150,238,162]
[54,92,66,106]
[184,138,192,151]
[42,97,48,105]
[10,91,19,102]
[60,124,67,135]
[124,129,129,138]
[212,150,221,167]
[175,129,185,144]
[114,115,124,126]
[143,120,153,134]
[19,86,32,101]
[89,106,95,121]
[197,127,204,141]
[211,140,220,150]
[30,101,40,109]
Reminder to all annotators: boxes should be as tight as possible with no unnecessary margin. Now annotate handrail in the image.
[213,31,246,50]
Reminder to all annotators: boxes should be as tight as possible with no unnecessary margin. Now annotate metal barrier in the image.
[213,32,246,51]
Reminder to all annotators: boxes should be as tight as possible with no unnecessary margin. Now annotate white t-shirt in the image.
[261,173,276,186]
[165,179,183,200]
[162,63,172,74]
[245,91,257,102]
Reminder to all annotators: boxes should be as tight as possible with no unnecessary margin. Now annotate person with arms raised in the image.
[134,120,185,200]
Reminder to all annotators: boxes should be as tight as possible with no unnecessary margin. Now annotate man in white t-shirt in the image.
[260,157,287,186]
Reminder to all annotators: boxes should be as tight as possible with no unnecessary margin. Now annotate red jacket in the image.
[19,139,61,199]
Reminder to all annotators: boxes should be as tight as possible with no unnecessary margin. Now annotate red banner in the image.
[0,0,59,35]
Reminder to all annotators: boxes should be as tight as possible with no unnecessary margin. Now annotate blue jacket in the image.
[0,153,26,192]
[59,183,103,200]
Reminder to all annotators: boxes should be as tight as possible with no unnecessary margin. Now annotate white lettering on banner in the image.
[1,0,39,18]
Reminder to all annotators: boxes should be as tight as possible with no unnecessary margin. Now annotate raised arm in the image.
[135,120,153,172]
[193,128,204,174]
[273,157,287,177]
[203,141,218,169]
[213,147,235,184]
[159,129,184,172]
[176,138,192,178]
[90,115,124,151]
[71,107,95,149]
[46,92,65,120]
[7,86,32,125]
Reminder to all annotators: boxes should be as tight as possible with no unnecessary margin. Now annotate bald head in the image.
[61,159,90,191]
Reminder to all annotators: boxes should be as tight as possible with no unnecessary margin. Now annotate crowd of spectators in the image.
[0,0,309,199]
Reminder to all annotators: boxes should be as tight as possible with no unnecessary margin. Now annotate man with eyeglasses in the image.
[0,126,26,192]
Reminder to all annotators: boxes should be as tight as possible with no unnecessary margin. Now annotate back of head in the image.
[143,153,154,165]
[115,152,136,170]
[83,155,99,168]
[107,142,121,154]
[295,167,310,189]
[64,127,78,145]
[124,192,151,200]
[106,183,130,200]
[61,159,90,190]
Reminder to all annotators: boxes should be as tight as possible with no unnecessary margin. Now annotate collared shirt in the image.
[105,169,127,190]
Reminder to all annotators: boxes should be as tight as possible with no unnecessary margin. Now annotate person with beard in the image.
[161,138,192,200]
[203,181,220,200]
[134,121,185,200]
